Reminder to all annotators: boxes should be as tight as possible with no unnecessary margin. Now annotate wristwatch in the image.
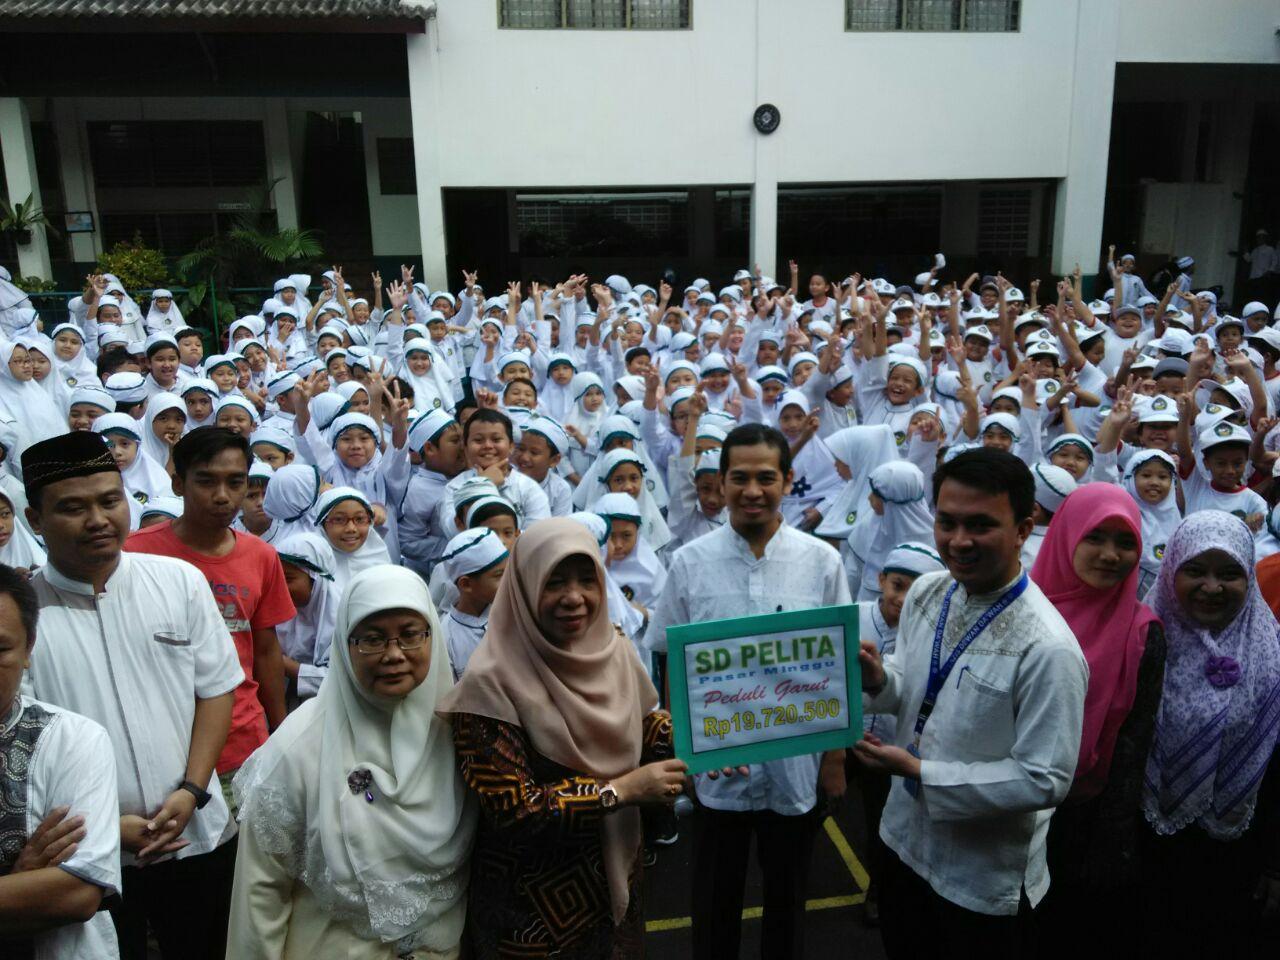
[599,782,619,810]
[178,779,212,810]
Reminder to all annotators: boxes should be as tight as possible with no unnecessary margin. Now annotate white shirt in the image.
[4,697,121,960]
[443,607,488,681]
[539,469,575,517]
[864,569,1087,915]
[24,553,244,862]
[648,522,852,815]
[437,467,551,535]
[860,603,898,743]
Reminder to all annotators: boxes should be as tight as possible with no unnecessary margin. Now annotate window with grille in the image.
[100,209,277,254]
[376,138,417,195]
[499,0,690,29]
[516,192,688,257]
[87,121,267,189]
[845,0,1019,31]
[976,189,1031,256]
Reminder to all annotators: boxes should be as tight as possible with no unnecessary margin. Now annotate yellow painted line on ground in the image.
[645,894,865,933]
[822,815,871,891]
[645,816,869,934]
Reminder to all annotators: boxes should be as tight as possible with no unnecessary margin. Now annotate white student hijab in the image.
[233,565,476,953]
[0,340,65,459]
[815,425,898,540]
[0,487,45,569]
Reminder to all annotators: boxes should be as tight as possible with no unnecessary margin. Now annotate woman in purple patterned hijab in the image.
[1140,510,1280,953]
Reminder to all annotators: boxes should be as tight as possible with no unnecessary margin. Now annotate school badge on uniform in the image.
[1153,544,1165,560]
[846,511,857,525]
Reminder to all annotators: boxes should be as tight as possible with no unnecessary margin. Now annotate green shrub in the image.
[97,234,169,290]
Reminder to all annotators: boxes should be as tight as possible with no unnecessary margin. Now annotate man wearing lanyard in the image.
[854,449,1087,958]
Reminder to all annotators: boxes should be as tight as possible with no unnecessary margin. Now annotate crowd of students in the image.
[0,250,1279,958]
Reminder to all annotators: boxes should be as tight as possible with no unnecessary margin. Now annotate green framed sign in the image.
[666,604,862,774]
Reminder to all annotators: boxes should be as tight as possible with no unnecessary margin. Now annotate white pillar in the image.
[51,99,100,264]
[1051,0,1119,281]
[406,31,448,289]
[749,0,781,277]
[264,100,300,231]
[0,98,53,280]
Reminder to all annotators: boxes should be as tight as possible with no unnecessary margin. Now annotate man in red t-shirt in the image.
[126,427,294,807]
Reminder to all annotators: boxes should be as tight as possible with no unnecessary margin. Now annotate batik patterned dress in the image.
[452,710,672,959]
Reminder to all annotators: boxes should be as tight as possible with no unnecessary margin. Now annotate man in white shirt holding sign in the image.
[649,422,851,960]
[856,448,1087,958]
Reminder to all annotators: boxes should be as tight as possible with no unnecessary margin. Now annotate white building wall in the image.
[1118,0,1280,64]
[404,0,1280,286]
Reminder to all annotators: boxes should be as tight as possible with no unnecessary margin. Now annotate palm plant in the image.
[0,193,60,245]
[176,179,323,332]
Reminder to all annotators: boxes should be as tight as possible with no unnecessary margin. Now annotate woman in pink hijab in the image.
[1029,483,1165,953]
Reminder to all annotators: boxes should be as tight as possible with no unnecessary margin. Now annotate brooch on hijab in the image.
[1205,656,1241,689]
[347,769,375,803]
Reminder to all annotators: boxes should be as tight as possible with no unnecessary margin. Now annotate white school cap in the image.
[980,412,1020,443]
[104,372,146,404]
[442,527,509,584]
[1199,421,1251,451]
[1138,394,1179,425]
[881,543,946,578]
[522,414,569,455]
[69,385,115,411]
[1031,462,1077,513]
[266,370,300,401]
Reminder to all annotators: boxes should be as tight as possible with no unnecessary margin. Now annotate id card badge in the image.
[902,742,922,799]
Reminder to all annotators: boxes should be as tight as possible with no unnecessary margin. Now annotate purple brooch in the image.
[1205,656,1241,689]
[347,769,375,803]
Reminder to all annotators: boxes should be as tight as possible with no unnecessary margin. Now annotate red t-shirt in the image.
[127,521,296,772]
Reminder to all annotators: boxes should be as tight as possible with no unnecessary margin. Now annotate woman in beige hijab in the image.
[439,518,686,958]
[228,565,476,960]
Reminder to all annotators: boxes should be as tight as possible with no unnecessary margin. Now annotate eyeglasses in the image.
[324,513,371,529]
[348,627,429,655]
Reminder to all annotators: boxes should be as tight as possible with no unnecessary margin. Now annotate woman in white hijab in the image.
[230,564,477,960]
[315,486,392,596]
[397,340,455,414]
[815,425,899,579]
[0,339,65,463]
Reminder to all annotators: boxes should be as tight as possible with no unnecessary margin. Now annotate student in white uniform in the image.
[855,449,1087,957]
[853,542,945,925]
[1022,462,1078,570]
[438,527,509,680]
[0,564,123,960]
[18,431,243,960]
[649,422,851,960]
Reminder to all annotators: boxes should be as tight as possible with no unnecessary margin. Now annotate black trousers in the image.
[110,837,237,960]
[690,806,818,960]
[878,848,1029,960]
[850,760,891,897]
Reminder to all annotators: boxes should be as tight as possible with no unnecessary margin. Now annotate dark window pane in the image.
[977,189,1031,256]
[516,191,688,258]
[499,0,562,27]
[150,121,210,187]
[208,121,267,185]
[376,138,417,195]
[156,212,216,255]
[101,212,160,249]
[88,122,152,188]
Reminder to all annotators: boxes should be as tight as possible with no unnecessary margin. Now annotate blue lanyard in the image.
[911,573,1028,745]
